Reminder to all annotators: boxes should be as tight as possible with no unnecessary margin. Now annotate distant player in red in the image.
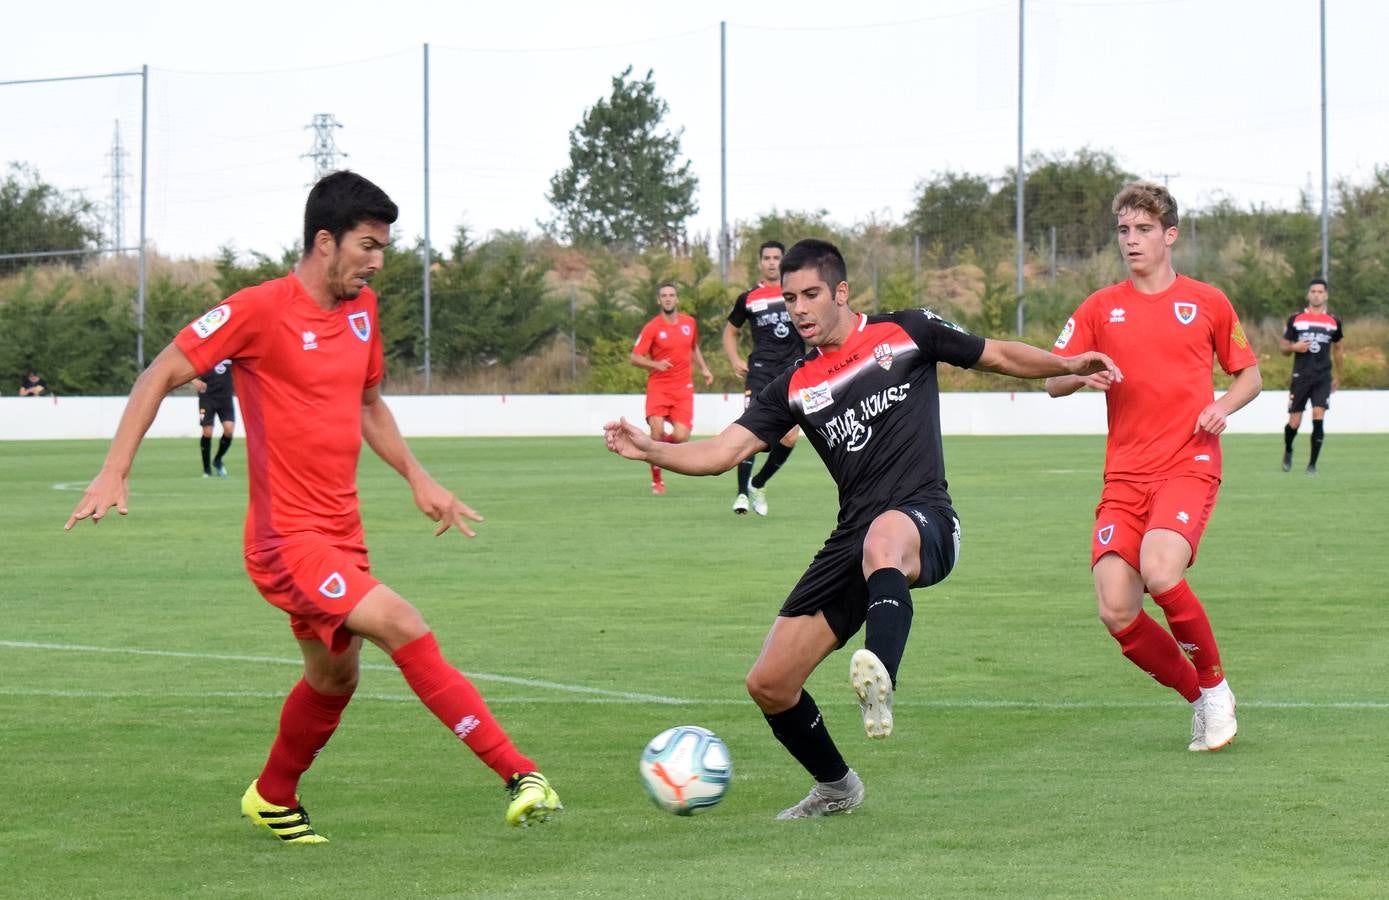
[630,282,713,494]
[1046,181,1262,752]
[64,172,560,841]
[1279,277,1344,474]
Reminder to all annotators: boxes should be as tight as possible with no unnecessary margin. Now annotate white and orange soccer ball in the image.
[638,725,732,815]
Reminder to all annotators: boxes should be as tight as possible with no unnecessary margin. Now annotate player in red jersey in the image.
[1279,277,1344,474]
[606,239,1118,818]
[630,282,713,494]
[1046,181,1262,752]
[64,172,560,841]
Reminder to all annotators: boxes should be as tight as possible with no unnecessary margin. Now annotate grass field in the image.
[2,432,1386,898]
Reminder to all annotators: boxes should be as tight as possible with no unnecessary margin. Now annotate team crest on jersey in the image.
[318,572,347,599]
[873,342,894,371]
[680,324,692,336]
[348,311,371,342]
[1174,301,1198,325]
[191,304,231,339]
[1055,317,1076,349]
[798,381,834,414]
[1097,524,1115,546]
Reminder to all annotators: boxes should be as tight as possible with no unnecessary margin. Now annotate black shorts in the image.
[199,396,235,427]
[780,505,961,645]
[1288,372,1332,413]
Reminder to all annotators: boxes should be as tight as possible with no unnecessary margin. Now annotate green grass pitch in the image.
[2,432,1386,897]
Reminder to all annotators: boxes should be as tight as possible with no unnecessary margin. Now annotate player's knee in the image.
[1097,599,1138,632]
[308,668,359,695]
[745,668,793,713]
[1139,562,1182,596]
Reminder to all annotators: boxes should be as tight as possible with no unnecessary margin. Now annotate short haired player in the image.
[1279,277,1344,474]
[606,239,1119,818]
[1046,181,1261,752]
[65,171,560,842]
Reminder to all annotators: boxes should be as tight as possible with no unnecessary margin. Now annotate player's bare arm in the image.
[630,351,671,373]
[1196,364,1263,435]
[1333,342,1344,390]
[976,339,1122,383]
[65,343,199,530]
[722,323,748,378]
[604,417,765,475]
[1045,371,1119,397]
[692,344,715,386]
[361,384,483,537]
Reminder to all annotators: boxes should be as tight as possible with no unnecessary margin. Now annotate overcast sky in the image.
[5,0,1387,260]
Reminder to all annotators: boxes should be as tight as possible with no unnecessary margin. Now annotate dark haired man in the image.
[65,171,560,842]
[1047,181,1261,753]
[722,240,802,516]
[1280,277,1344,474]
[606,238,1119,818]
[630,281,713,495]
[192,358,236,477]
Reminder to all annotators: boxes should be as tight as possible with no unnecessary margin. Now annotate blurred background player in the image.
[1279,277,1344,475]
[192,358,236,477]
[1046,181,1261,753]
[607,239,1118,818]
[18,368,48,396]
[630,281,713,494]
[64,171,559,841]
[722,240,803,516]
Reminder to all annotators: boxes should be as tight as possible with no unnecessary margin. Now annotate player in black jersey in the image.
[606,239,1120,819]
[193,358,236,477]
[722,240,801,516]
[1279,278,1344,474]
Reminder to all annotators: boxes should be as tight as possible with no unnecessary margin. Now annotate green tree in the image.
[907,171,1006,263]
[547,66,699,251]
[0,164,103,275]
[996,148,1137,259]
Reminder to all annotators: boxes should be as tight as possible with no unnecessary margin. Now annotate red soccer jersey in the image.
[633,313,698,392]
[1053,274,1257,482]
[174,272,385,550]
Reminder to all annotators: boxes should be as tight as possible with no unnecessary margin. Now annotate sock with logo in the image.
[763,690,849,784]
[256,678,354,807]
[863,567,914,686]
[1283,424,1298,453]
[214,434,233,465]
[737,457,754,495]
[200,436,212,474]
[1110,611,1200,702]
[391,632,535,781]
[650,463,663,486]
[1309,419,1325,465]
[751,442,793,488]
[1152,581,1224,689]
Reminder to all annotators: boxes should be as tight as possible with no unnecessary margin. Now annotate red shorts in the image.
[1091,475,1221,571]
[245,536,380,654]
[645,388,694,430]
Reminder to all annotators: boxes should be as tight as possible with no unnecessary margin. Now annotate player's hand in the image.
[1077,371,1117,391]
[412,477,484,537]
[64,468,128,530]
[1293,341,1311,352]
[701,369,714,386]
[1069,351,1123,385]
[731,358,748,378]
[653,359,672,372]
[603,417,654,460]
[1195,401,1230,435]
[1332,376,1340,393]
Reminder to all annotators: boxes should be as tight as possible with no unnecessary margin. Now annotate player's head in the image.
[780,239,852,348]
[758,240,785,284]
[303,171,397,300]
[657,282,679,314]
[1307,277,1329,306]
[1112,181,1178,276]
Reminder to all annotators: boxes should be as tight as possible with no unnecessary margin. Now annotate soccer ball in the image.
[638,725,732,815]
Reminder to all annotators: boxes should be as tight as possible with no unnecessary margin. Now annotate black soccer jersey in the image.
[727,282,803,371]
[736,310,985,529]
[199,359,234,400]
[1283,309,1343,379]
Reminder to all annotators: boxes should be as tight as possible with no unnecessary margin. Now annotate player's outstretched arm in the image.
[977,339,1122,385]
[361,385,483,537]
[603,418,765,476]
[65,343,199,530]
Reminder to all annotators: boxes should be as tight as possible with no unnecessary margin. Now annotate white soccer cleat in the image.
[732,493,750,515]
[748,485,768,516]
[775,769,864,820]
[1191,681,1237,751]
[850,648,894,739]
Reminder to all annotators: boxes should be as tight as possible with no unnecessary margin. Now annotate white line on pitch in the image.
[0,639,694,705]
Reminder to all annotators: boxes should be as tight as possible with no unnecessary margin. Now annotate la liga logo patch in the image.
[191,304,231,338]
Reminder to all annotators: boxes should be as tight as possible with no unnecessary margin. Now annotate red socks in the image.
[391,632,535,782]
[1151,580,1224,688]
[1111,611,1200,702]
[257,678,354,807]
